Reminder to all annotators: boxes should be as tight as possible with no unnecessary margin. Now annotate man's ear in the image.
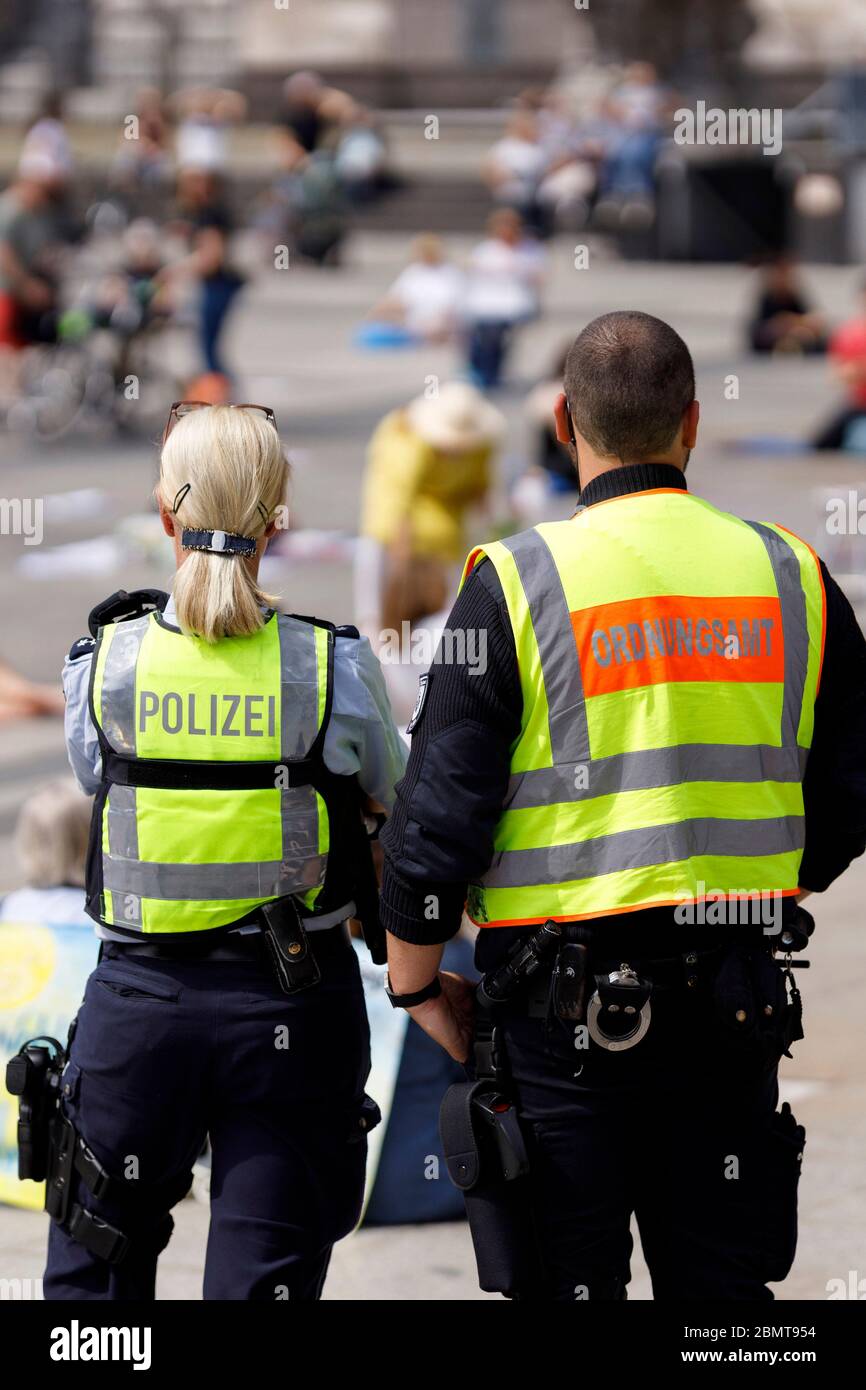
[554,392,574,446]
[682,399,700,450]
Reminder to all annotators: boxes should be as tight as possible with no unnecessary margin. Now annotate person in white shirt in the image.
[371,235,464,343]
[462,209,546,388]
[484,112,547,232]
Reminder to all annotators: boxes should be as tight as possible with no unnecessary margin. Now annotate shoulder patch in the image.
[68,635,96,662]
[406,672,430,734]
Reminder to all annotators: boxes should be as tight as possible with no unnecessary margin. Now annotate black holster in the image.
[439,1008,545,1298]
[6,1034,169,1265]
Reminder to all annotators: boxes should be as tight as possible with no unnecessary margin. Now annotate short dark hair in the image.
[563,311,695,462]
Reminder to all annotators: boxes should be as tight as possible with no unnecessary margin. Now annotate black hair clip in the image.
[256,500,270,527]
[172,482,192,514]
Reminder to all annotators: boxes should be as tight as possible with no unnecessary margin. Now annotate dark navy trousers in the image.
[499,970,802,1302]
[43,931,371,1301]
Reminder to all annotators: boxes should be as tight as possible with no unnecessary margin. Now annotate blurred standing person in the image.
[463,209,545,390]
[356,383,505,724]
[164,168,245,386]
[370,235,464,343]
[812,279,866,449]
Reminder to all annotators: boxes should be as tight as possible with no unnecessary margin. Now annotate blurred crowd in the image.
[0,73,392,428]
[5,63,866,732]
[482,62,675,237]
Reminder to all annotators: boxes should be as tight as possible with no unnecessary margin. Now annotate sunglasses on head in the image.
[162,401,278,446]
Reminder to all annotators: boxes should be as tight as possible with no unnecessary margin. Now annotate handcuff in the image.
[586,963,652,1052]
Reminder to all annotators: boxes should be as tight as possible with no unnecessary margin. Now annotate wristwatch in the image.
[384,972,443,1009]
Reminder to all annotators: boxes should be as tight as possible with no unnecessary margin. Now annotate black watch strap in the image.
[385,973,443,1009]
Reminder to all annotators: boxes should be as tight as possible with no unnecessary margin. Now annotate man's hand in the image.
[385,934,475,1062]
[408,971,475,1063]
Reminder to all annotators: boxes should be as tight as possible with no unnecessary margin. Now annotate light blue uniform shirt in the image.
[63,595,408,939]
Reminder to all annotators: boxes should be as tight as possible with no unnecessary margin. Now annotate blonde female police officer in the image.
[44,402,406,1300]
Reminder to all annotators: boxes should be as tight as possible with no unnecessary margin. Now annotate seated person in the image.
[749,256,826,356]
[812,278,866,449]
[368,235,464,343]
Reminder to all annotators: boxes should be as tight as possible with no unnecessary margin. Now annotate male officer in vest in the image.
[381,310,866,1300]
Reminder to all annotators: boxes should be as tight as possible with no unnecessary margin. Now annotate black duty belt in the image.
[521,941,741,1018]
[102,921,348,964]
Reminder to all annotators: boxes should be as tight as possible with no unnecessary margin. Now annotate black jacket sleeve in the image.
[379,560,522,945]
[798,561,866,890]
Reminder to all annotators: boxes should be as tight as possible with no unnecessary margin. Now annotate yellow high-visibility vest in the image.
[460,488,826,928]
[86,606,334,935]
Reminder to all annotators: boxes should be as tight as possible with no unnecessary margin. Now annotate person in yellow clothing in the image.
[381,311,866,1301]
[356,380,504,723]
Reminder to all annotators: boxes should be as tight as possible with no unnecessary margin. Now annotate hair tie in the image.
[181,528,256,557]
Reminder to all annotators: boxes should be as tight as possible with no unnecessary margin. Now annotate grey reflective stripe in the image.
[484,815,806,889]
[110,889,142,928]
[281,782,322,870]
[106,784,138,859]
[102,854,328,901]
[96,615,150,754]
[502,529,589,764]
[505,743,807,811]
[745,522,809,747]
[277,614,323,760]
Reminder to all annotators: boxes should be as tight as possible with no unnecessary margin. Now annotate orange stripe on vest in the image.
[571,595,784,697]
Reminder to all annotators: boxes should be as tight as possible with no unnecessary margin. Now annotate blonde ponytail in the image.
[157,406,289,643]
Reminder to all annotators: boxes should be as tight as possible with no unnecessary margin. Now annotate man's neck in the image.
[579,461,688,508]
